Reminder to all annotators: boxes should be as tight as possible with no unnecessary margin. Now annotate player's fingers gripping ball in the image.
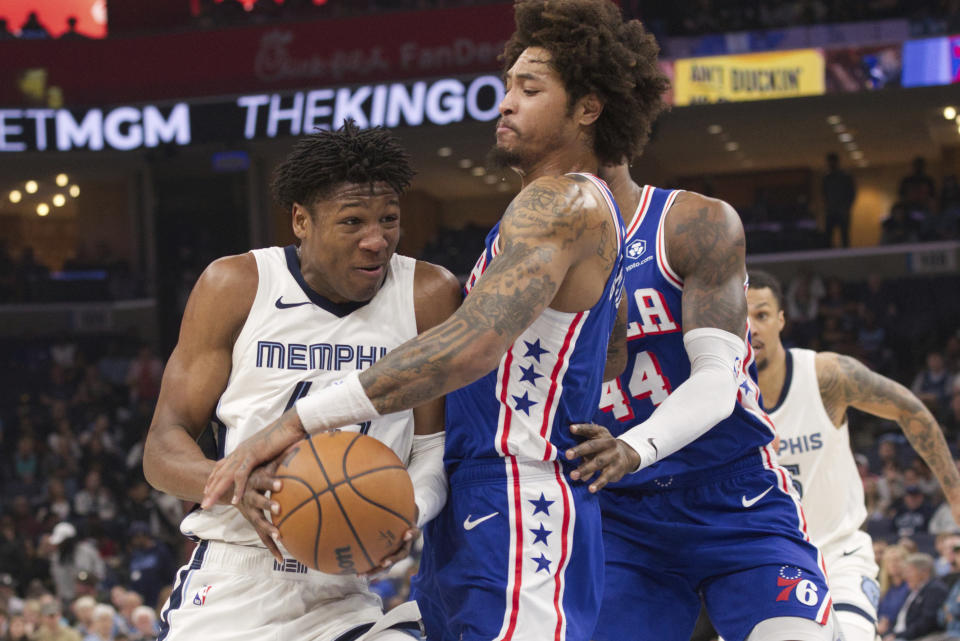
[271,430,416,574]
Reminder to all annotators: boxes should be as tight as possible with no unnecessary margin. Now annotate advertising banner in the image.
[672,49,825,105]
[0,74,505,153]
[0,4,513,108]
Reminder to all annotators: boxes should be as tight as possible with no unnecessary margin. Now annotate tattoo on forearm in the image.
[822,354,960,494]
[360,176,619,416]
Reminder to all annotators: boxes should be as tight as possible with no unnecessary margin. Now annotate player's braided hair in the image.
[502,0,670,164]
[271,119,415,213]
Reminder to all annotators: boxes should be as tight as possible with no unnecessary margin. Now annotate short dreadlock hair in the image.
[502,0,670,165]
[271,119,415,214]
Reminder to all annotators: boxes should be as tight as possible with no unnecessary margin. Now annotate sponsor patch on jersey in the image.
[627,239,647,260]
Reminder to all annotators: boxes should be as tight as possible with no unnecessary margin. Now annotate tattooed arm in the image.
[203,175,615,507]
[568,192,749,490]
[667,191,748,336]
[816,352,960,518]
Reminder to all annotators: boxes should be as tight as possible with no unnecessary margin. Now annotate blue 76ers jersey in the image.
[594,186,778,488]
[444,173,626,469]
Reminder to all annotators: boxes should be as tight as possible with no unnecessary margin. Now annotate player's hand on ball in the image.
[566,423,641,492]
[235,458,284,562]
[361,524,421,578]
[202,407,308,510]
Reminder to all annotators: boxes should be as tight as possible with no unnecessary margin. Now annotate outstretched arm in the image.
[817,352,960,521]
[203,175,612,507]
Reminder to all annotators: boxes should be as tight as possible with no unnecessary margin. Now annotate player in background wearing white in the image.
[747,269,960,641]
[142,122,461,641]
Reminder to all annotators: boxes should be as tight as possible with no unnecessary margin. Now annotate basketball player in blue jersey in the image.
[747,270,960,641]
[566,162,844,641]
[203,2,671,640]
[142,122,461,641]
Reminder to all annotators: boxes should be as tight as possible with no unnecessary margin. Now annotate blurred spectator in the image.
[125,346,162,405]
[34,600,81,641]
[822,152,856,247]
[882,202,923,245]
[931,492,960,532]
[73,471,117,524]
[893,485,936,537]
[125,523,174,608]
[940,534,960,636]
[856,308,890,370]
[45,523,105,605]
[70,596,95,638]
[860,273,899,336]
[899,157,937,215]
[4,614,30,641]
[886,553,948,640]
[0,18,15,39]
[40,479,73,525]
[83,604,115,641]
[934,533,960,576]
[59,16,89,40]
[18,12,50,39]
[912,352,952,414]
[879,544,911,637]
[785,270,825,346]
[128,605,158,641]
[0,574,23,617]
[108,588,137,639]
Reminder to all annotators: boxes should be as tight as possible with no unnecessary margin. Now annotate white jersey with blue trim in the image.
[593,186,778,488]
[445,173,626,468]
[180,246,418,546]
[769,348,866,551]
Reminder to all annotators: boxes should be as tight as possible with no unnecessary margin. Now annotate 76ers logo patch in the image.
[776,566,820,606]
[627,239,646,260]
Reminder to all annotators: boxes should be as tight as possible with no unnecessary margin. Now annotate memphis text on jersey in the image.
[255,341,389,371]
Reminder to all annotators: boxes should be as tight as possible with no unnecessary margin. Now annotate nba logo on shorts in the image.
[627,239,646,260]
[192,585,212,606]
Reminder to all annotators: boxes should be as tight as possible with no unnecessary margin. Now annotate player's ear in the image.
[777,310,785,332]
[291,203,310,240]
[576,93,603,127]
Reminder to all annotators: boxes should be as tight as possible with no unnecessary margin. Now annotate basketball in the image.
[271,430,416,575]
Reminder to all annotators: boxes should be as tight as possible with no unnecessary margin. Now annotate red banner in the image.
[0,4,514,108]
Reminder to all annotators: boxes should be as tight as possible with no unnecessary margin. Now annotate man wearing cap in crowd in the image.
[34,599,81,641]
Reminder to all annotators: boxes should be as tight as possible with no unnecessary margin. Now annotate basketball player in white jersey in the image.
[142,122,461,641]
[747,269,960,641]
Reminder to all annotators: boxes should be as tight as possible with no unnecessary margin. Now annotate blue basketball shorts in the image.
[593,455,834,641]
[412,458,603,641]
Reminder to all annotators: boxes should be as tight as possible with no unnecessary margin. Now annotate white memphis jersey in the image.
[769,348,866,551]
[181,246,418,546]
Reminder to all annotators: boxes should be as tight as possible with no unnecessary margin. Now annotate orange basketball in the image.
[271,430,415,575]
